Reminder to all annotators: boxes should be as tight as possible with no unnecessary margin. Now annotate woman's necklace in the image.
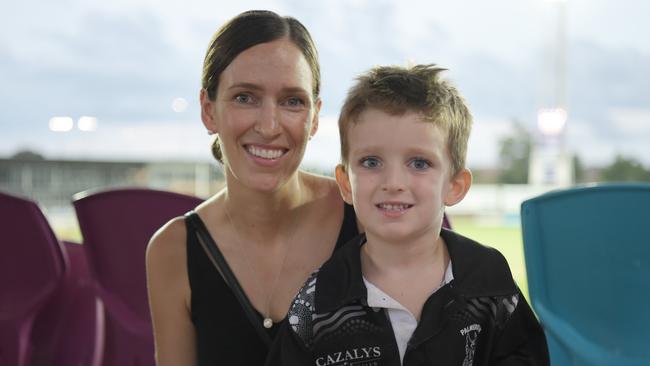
[223,193,302,329]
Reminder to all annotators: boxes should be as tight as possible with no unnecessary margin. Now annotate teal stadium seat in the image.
[521,184,650,366]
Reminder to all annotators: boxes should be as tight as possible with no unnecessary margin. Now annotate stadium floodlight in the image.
[78,116,98,131]
[537,108,567,137]
[172,97,188,113]
[49,116,74,132]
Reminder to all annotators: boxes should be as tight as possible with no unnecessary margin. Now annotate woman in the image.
[146,10,359,366]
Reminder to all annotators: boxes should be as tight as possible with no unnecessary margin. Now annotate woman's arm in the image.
[146,217,197,366]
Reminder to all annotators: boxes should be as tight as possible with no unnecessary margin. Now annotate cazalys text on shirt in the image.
[315,346,382,366]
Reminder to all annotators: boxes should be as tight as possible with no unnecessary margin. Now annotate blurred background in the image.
[2,0,649,292]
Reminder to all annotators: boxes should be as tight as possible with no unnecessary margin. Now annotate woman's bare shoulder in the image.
[146,216,188,273]
[301,171,343,203]
[300,172,345,235]
[146,193,222,265]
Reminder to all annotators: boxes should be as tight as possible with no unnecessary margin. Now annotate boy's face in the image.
[336,108,470,243]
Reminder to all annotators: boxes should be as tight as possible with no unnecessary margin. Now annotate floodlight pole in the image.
[554,0,567,148]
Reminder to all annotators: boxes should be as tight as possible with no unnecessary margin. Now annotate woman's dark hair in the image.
[202,10,321,162]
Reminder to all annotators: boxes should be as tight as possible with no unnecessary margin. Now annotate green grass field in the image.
[52,215,530,300]
[452,217,529,300]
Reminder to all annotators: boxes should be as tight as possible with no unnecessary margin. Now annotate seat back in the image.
[521,184,650,366]
[30,241,105,366]
[0,191,65,366]
[72,188,202,365]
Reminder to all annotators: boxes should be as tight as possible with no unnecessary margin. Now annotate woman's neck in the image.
[222,171,306,240]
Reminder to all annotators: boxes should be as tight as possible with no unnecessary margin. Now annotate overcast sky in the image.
[1,0,649,169]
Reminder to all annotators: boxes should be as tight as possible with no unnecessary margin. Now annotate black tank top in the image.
[186,203,358,366]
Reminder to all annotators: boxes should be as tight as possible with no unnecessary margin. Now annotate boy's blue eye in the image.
[409,158,432,170]
[360,157,381,169]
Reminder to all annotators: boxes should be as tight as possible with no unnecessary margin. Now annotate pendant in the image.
[263,317,273,329]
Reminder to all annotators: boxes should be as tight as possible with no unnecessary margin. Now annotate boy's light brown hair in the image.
[338,64,472,176]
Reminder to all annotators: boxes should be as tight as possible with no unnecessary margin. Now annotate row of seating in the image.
[0,188,202,366]
[0,187,452,366]
[2,183,648,365]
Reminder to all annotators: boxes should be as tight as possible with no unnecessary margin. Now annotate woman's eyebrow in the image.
[228,82,263,91]
[228,83,309,95]
[281,86,310,95]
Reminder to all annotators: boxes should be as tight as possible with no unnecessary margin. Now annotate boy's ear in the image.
[200,89,218,133]
[335,164,353,205]
[444,168,472,207]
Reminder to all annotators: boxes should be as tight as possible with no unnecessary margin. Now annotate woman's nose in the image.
[254,102,281,138]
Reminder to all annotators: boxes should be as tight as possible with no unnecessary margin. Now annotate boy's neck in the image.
[361,230,450,320]
[361,230,448,275]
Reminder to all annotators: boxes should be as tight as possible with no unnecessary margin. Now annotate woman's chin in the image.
[242,172,293,193]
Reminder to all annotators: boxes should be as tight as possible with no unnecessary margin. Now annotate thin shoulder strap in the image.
[184,211,272,348]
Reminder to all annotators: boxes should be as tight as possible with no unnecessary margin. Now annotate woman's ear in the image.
[200,89,218,134]
[335,164,353,205]
[309,98,322,139]
[444,168,472,207]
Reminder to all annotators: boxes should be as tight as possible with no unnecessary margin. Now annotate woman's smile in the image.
[245,144,288,160]
[244,143,290,167]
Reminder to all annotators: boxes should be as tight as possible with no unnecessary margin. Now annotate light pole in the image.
[529,0,573,186]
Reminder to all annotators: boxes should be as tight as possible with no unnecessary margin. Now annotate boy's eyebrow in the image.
[351,143,440,152]
[405,146,443,156]
[350,145,443,158]
[349,145,382,155]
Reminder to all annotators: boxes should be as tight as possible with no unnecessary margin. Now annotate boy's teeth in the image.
[247,146,284,159]
[379,203,410,211]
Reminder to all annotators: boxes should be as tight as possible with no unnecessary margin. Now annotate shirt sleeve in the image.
[489,291,550,366]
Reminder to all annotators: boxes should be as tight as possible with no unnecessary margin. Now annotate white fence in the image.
[447,184,569,219]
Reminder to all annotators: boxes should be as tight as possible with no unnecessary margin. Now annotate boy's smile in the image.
[375,201,414,217]
[337,108,467,244]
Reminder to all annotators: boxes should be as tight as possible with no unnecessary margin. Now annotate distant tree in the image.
[11,150,45,160]
[600,155,650,182]
[497,120,533,184]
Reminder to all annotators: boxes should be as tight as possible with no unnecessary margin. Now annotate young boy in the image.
[266,65,549,365]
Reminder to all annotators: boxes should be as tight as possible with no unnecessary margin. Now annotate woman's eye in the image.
[284,97,305,108]
[234,94,253,104]
[360,157,381,169]
[409,158,432,170]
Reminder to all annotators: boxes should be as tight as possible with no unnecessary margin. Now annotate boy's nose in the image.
[381,166,406,192]
[254,102,281,138]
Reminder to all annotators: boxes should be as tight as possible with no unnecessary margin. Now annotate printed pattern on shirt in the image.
[288,270,381,349]
[288,270,319,347]
[453,294,520,365]
[313,305,376,344]
[452,294,520,327]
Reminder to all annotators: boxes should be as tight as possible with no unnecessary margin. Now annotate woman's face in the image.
[202,38,320,192]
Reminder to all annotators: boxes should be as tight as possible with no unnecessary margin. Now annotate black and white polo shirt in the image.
[266,229,549,366]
